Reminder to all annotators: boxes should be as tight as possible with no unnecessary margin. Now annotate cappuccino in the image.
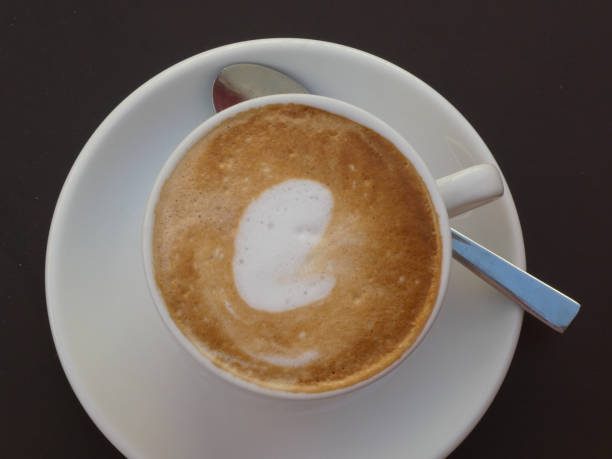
[152,104,442,393]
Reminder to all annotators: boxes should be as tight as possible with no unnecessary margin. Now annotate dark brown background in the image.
[2,1,611,457]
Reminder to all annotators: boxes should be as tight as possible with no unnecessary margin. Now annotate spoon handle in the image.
[451,228,580,332]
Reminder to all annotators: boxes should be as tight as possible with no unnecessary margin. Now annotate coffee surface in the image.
[153,104,442,393]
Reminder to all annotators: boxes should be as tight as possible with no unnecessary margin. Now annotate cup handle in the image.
[435,164,504,217]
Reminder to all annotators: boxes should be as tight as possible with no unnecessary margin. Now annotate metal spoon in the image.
[212,63,580,332]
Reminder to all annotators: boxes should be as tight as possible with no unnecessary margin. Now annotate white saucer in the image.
[46,39,524,459]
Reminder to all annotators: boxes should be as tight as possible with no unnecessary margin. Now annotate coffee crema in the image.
[152,104,442,393]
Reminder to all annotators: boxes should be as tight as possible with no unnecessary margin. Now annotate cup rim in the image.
[142,93,452,400]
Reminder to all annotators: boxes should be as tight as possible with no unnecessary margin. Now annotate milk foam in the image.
[256,350,320,367]
[233,179,335,312]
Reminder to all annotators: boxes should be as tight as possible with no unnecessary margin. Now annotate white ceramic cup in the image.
[142,93,503,399]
